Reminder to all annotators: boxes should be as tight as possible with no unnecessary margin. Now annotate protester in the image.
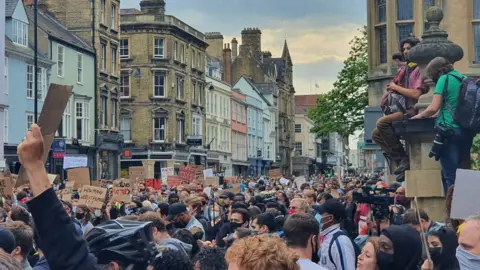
[4,221,34,270]
[457,214,480,269]
[0,226,16,254]
[403,209,443,236]
[422,227,460,270]
[167,203,205,240]
[357,237,379,270]
[192,247,227,270]
[251,213,277,234]
[378,225,422,270]
[0,251,22,270]
[75,205,94,235]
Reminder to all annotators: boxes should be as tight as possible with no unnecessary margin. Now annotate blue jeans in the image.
[439,128,475,193]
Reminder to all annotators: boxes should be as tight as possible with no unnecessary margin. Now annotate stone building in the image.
[230,28,295,176]
[35,0,122,179]
[119,0,208,178]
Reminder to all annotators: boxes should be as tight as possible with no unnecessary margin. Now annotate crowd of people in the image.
[0,124,479,270]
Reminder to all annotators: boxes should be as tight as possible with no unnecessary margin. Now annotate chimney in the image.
[140,0,165,19]
[205,32,224,60]
[231,38,238,58]
[241,27,262,61]
[38,0,49,13]
[23,0,34,6]
[262,51,272,59]
[223,44,232,84]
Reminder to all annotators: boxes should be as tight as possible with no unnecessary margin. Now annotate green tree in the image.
[471,135,480,169]
[308,26,368,137]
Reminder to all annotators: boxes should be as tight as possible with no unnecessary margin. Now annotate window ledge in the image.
[175,98,187,105]
[110,74,120,80]
[124,140,133,144]
[100,71,109,77]
[150,96,170,102]
[99,23,108,29]
[121,96,134,101]
[120,56,131,61]
[151,140,166,144]
[110,28,119,34]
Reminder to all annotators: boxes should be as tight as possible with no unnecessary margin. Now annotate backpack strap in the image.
[328,231,346,270]
[441,75,455,124]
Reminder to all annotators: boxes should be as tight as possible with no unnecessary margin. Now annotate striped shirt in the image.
[319,224,356,270]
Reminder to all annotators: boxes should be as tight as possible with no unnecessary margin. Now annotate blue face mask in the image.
[94,210,102,217]
[72,206,77,213]
[457,247,480,269]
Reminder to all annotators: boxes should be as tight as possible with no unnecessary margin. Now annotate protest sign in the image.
[451,169,480,220]
[167,176,182,188]
[111,179,132,202]
[145,178,162,190]
[16,84,73,187]
[294,176,306,188]
[63,155,88,170]
[129,166,146,183]
[78,185,107,209]
[204,176,219,186]
[0,176,13,200]
[161,167,174,183]
[67,167,90,189]
[269,168,281,179]
[179,166,196,182]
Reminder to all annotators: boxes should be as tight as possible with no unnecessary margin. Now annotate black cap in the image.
[317,199,346,221]
[166,203,187,221]
[220,192,234,200]
[0,227,16,254]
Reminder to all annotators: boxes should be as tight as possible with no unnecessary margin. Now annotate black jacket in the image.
[27,188,98,270]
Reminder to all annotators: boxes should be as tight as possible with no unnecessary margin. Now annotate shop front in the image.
[232,159,249,177]
[248,157,263,176]
[96,133,123,180]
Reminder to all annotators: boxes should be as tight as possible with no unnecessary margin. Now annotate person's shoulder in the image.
[297,258,328,270]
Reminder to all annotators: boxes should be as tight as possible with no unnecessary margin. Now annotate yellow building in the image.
[119,0,208,178]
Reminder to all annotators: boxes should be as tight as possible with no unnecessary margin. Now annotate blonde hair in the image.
[290,198,310,212]
[225,234,300,270]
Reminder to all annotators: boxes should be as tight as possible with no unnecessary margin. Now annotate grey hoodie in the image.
[160,238,192,257]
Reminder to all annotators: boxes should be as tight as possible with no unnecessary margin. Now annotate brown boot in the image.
[394,157,410,175]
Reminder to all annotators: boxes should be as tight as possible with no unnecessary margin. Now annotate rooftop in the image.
[295,95,320,114]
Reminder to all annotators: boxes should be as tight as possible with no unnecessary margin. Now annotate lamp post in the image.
[34,0,38,122]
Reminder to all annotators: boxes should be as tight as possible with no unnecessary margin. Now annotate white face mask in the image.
[94,210,102,217]
[72,206,77,213]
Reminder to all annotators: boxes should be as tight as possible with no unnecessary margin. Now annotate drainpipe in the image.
[92,0,99,180]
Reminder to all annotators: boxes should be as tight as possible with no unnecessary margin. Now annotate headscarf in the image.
[381,225,422,270]
[430,227,460,270]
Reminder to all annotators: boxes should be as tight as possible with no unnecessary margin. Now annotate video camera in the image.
[352,185,395,220]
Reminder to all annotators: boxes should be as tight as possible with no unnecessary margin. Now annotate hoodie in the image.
[33,257,50,270]
[160,238,192,257]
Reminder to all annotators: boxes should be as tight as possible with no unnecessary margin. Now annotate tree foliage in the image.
[308,26,368,137]
[471,135,480,169]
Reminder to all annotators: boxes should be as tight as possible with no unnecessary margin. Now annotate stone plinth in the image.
[142,160,155,179]
[393,118,445,221]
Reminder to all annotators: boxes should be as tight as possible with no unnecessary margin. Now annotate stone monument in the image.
[393,6,464,222]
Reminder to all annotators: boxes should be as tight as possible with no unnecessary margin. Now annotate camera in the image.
[429,126,454,161]
[352,185,395,220]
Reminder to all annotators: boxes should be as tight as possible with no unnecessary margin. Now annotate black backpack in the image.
[328,230,361,269]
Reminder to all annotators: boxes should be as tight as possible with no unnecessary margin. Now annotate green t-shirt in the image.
[433,70,465,128]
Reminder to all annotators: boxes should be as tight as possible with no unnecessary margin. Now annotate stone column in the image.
[394,7,464,222]
[142,160,155,179]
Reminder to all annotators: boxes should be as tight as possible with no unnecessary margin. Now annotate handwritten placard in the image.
[167,176,182,188]
[0,176,13,201]
[129,166,146,183]
[161,167,174,183]
[111,179,132,202]
[78,185,107,209]
[269,169,281,179]
[204,176,219,186]
[67,167,90,189]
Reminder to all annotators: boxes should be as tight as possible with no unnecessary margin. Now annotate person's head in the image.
[138,212,168,244]
[317,199,345,231]
[426,56,454,83]
[219,192,234,207]
[225,234,299,270]
[427,227,458,267]
[283,214,320,262]
[172,229,199,259]
[149,246,193,270]
[192,247,227,270]
[179,190,190,203]
[168,193,180,205]
[230,209,250,231]
[185,196,203,217]
[378,225,422,270]
[303,190,316,206]
[458,215,480,256]
[403,208,431,233]
[400,37,419,61]
[3,221,33,264]
[357,237,379,270]
[392,52,405,67]
[251,213,276,234]
[166,203,190,229]
[289,198,309,215]
[75,204,91,223]
[0,252,22,270]
[0,227,16,254]
[156,203,169,221]
[317,192,333,205]
[233,193,245,202]
[247,206,261,220]
[8,206,30,226]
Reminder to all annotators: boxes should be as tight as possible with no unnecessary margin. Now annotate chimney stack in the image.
[223,43,232,84]
[231,38,238,58]
[205,32,224,60]
[241,27,262,61]
[140,0,166,19]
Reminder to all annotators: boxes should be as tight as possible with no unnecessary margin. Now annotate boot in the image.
[394,156,410,175]
[396,171,405,183]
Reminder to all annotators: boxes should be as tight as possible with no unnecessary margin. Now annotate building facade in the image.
[4,0,53,172]
[24,7,97,178]
[231,89,248,176]
[41,0,122,179]
[293,115,316,176]
[0,1,7,170]
[119,0,208,178]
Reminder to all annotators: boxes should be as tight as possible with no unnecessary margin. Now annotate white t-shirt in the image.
[298,258,328,270]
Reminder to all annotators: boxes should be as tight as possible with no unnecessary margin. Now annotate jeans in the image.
[439,128,475,193]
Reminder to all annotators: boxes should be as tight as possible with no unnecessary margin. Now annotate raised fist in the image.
[18,124,44,171]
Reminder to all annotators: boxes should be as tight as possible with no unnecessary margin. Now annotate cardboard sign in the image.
[48,174,59,184]
[16,84,73,187]
[0,176,14,200]
[294,176,306,188]
[78,185,107,209]
[111,179,132,202]
[167,175,182,188]
[129,166,146,183]
[204,176,219,186]
[67,167,90,189]
[145,178,162,190]
[451,169,480,220]
[269,168,281,179]
[179,166,196,182]
[161,167,174,183]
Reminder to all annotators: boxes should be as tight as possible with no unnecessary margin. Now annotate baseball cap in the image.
[166,203,187,221]
[219,192,234,200]
[317,199,346,221]
[0,227,16,254]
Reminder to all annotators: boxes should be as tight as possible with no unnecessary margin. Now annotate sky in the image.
[120,0,367,95]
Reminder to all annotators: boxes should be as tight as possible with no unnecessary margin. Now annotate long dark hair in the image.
[427,57,454,83]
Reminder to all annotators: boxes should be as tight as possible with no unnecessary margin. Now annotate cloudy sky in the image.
[120,0,367,95]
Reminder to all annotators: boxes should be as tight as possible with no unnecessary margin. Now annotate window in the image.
[397,0,414,21]
[4,57,8,95]
[36,67,46,100]
[192,81,196,102]
[232,102,237,121]
[153,72,166,97]
[111,46,117,75]
[197,52,201,68]
[75,101,90,141]
[176,76,184,99]
[101,96,108,127]
[177,119,185,143]
[378,27,387,64]
[192,116,202,136]
[111,99,117,128]
[12,20,28,46]
[475,0,480,19]
[57,45,65,77]
[198,83,203,105]
[111,4,116,29]
[101,0,106,24]
[180,44,185,63]
[4,109,8,143]
[120,117,131,141]
[475,1,480,62]
[27,65,34,98]
[120,39,129,58]
[77,54,83,83]
[154,38,164,58]
[26,113,34,131]
[423,0,435,13]
[63,100,72,138]
[101,43,107,71]
[191,49,196,67]
[121,72,130,97]
[174,41,178,60]
[398,24,413,42]
[295,142,303,156]
[153,117,166,141]
[377,0,386,23]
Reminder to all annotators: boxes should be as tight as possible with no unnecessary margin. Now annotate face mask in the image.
[173,218,187,229]
[72,206,77,213]
[218,199,226,207]
[457,246,480,269]
[230,222,243,231]
[289,208,296,215]
[94,210,102,217]
[395,194,409,205]
[376,252,395,270]
[320,215,332,230]
[212,211,221,219]
[428,247,442,265]
[75,212,85,220]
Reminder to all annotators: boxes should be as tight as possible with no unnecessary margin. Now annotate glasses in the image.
[289,206,298,210]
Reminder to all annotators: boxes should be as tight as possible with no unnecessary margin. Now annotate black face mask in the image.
[311,237,320,264]
[429,247,442,265]
[173,220,188,229]
[377,252,395,270]
[75,213,85,220]
[230,222,243,232]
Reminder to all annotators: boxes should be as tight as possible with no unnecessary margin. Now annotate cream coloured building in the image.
[293,114,316,176]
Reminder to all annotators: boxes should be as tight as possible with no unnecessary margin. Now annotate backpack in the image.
[444,74,480,132]
[328,230,361,269]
